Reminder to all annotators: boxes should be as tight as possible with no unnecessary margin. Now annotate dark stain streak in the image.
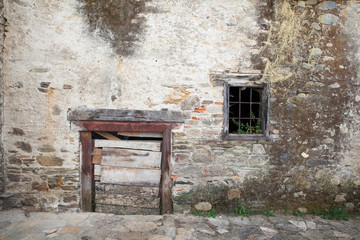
[79,0,158,56]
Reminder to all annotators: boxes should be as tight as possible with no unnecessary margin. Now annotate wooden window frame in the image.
[223,82,269,140]
[76,121,176,214]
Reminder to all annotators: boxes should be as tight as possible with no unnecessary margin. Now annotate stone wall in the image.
[172,0,360,214]
[0,0,5,210]
[0,0,359,214]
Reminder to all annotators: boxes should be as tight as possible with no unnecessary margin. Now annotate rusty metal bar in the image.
[229,86,263,134]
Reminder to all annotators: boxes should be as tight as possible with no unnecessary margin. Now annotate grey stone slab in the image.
[207,217,229,228]
[36,219,68,231]
[0,209,28,222]
[48,234,79,240]
[0,221,11,230]
[7,227,44,240]
[230,225,264,239]
[1,211,360,240]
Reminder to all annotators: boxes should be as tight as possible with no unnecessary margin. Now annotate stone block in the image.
[40,82,51,88]
[195,202,212,211]
[8,156,22,165]
[206,105,223,114]
[36,156,64,166]
[354,166,360,176]
[317,1,338,10]
[11,128,25,136]
[38,144,56,153]
[335,194,346,202]
[205,164,223,175]
[60,185,77,191]
[180,95,200,111]
[173,184,193,195]
[63,195,77,203]
[8,174,21,182]
[252,144,266,155]
[192,148,212,163]
[345,203,354,211]
[1,193,23,208]
[48,176,62,189]
[22,196,38,206]
[201,118,222,127]
[15,142,32,153]
[318,14,338,26]
[297,207,307,214]
[248,156,268,166]
[172,145,192,151]
[227,188,241,200]
[306,159,327,167]
[185,128,202,138]
[174,153,189,164]
[32,182,47,191]
[305,0,317,5]
[174,165,201,176]
[232,146,251,155]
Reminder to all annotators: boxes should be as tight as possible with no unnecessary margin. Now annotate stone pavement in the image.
[0,209,359,240]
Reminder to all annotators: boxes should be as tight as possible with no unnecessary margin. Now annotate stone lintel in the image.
[68,108,189,123]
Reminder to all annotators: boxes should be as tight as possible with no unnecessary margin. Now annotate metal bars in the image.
[229,87,262,134]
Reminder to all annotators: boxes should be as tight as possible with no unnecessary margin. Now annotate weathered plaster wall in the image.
[0,0,359,214]
[1,0,119,210]
[0,0,263,211]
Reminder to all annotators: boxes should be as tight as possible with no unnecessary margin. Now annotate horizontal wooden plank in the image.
[95,131,120,140]
[95,182,159,196]
[117,132,163,138]
[95,204,160,215]
[101,148,161,169]
[95,193,160,208]
[101,166,161,187]
[94,165,101,176]
[95,139,161,152]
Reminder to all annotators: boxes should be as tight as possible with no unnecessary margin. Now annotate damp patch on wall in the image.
[79,0,158,56]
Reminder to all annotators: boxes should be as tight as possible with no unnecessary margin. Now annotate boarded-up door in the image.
[92,133,163,215]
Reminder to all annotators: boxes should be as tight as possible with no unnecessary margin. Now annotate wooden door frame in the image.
[76,120,176,214]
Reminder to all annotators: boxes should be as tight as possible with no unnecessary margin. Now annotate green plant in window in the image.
[232,112,262,134]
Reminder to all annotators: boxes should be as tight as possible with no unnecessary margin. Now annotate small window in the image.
[224,83,269,140]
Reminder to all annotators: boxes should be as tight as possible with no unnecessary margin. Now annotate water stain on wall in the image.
[80,0,157,56]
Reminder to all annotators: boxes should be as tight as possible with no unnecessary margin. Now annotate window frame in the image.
[223,80,269,140]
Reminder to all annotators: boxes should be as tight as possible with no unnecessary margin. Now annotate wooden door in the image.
[92,133,163,214]
[78,121,174,215]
